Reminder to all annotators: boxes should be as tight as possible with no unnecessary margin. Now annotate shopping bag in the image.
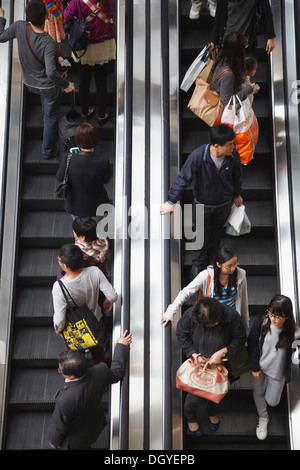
[197,47,218,83]
[58,280,103,350]
[176,357,229,404]
[222,95,259,165]
[180,45,211,92]
[226,204,251,236]
[188,68,231,127]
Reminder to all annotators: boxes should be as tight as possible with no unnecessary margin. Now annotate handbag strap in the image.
[26,23,45,66]
[197,269,211,300]
[82,0,113,24]
[208,67,232,89]
[63,154,72,181]
[58,279,79,309]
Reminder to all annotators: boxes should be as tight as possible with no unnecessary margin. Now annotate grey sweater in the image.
[0,17,69,89]
[212,62,253,106]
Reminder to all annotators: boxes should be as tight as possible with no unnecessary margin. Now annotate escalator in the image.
[2,54,116,449]
[179,2,290,450]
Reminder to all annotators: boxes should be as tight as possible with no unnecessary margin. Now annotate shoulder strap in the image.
[58,279,79,308]
[209,67,232,88]
[197,269,211,300]
[63,154,72,181]
[26,23,45,66]
[82,0,114,24]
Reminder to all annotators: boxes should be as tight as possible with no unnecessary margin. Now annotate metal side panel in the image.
[111,0,182,450]
[270,0,300,450]
[0,0,26,448]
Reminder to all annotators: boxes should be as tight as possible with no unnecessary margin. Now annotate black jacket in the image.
[56,150,111,217]
[167,144,242,206]
[49,343,129,450]
[212,0,276,52]
[176,304,246,360]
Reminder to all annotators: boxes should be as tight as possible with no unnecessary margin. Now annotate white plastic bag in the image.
[180,45,210,92]
[226,204,251,236]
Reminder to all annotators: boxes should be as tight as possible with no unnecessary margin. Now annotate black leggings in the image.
[79,62,109,118]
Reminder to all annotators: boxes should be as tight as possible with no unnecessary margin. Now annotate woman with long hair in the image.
[161,246,249,329]
[211,31,256,106]
[248,295,300,440]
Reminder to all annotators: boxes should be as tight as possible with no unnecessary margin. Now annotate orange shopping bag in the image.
[221,95,259,165]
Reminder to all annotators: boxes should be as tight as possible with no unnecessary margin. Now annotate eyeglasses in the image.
[268,311,287,322]
[56,256,62,263]
[221,262,239,271]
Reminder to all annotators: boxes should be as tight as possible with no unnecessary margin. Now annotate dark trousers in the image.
[184,393,220,422]
[79,63,109,118]
[191,200,232,268]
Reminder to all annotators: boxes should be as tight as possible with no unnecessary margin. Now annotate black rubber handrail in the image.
[0,0,14,271]
[119,0,133,450]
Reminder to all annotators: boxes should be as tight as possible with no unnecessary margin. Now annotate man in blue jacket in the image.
[160,125,243,279]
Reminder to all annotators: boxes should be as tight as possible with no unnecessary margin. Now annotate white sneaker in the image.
[256,417,269,440]
[189,2,202,20]
[207,0,216,17]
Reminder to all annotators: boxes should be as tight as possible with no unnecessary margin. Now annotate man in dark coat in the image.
[160,124,243,280]
[49,330,132,450]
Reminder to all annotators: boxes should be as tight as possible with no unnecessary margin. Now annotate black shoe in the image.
[190,264,200,280]
[208,418,220,432]
[98,113,110,127]
[186,426,203,437]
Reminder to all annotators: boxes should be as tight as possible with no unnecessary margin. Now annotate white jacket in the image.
[163,266,249,328]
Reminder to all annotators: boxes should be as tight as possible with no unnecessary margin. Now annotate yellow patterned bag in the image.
[58,280,103,350]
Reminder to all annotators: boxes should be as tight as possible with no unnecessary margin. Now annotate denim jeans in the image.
[27,85,61,158]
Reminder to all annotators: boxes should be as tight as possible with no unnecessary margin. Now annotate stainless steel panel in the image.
[0,0,26,449]
[111,0,182,450]
[270,0,300,450]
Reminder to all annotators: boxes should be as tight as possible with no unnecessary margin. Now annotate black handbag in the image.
[64,0,90,59]
[58,280,104,350]
[55,154,72,199]
[227,345,251,380]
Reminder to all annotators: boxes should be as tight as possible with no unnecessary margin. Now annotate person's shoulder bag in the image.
[54,153,72,199]
[58,279,104,350]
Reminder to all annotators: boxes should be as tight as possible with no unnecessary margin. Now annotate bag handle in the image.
[191,354,228,376]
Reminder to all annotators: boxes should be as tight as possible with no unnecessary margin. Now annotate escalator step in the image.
[17,248,60,286]
[4,411,109,449]
[14,287,53,325]
[19,211,73,248]
[12,326,64,366]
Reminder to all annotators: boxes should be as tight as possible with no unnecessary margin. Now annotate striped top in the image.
[214,285,237,309]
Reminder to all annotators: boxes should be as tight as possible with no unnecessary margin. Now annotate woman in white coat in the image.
[161,246,249,329]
